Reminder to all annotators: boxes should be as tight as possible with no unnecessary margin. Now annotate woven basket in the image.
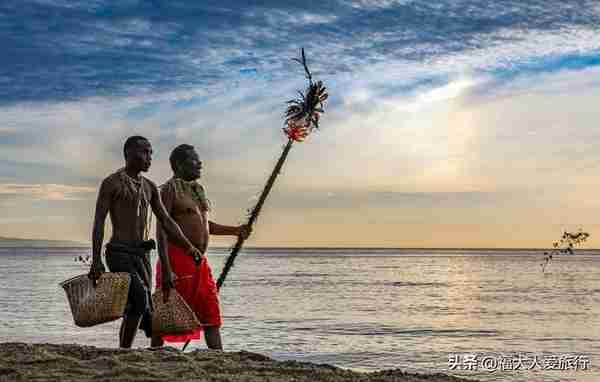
[152,289,201,336]
[60,273,131,327]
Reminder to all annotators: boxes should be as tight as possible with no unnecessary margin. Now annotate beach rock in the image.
[0,342,476,382]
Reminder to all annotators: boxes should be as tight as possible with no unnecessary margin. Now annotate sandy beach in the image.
[0,343,475,382]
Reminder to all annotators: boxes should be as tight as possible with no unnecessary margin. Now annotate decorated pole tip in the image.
[283,48,328,142]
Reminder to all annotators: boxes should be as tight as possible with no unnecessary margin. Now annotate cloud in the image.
[1,64,599,245]
[3,2,600,246]
[0,215,67,224]
[3,1,600,104]
[0,183,96,201]
[248,9,338,26]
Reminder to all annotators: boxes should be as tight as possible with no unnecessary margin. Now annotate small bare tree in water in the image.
[541,230,590,273]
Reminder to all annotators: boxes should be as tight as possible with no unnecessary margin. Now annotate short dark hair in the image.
[123,136,149,159]
[169,144,195,172]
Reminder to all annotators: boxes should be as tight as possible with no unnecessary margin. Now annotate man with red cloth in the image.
[152,144,251,350]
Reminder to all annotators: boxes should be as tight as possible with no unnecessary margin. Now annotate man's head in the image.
[123,136,152,172]
[170,144,202,181]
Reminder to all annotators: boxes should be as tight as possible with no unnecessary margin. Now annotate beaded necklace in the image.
[116,168,152,240]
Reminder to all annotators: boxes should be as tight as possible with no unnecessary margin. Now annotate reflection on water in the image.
[0,248,599,382]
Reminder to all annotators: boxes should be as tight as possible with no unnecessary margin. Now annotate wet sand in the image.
[0,342,476,382]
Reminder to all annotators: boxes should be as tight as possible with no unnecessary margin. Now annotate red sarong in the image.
[155,243,222,343]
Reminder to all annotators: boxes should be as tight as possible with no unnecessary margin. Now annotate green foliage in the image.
[541,230,590,272]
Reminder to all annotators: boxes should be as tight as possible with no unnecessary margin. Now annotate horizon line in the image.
[0,245,598,251]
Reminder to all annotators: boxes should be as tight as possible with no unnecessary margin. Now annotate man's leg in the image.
[204,326,223,350]
[150,335,164,348]
[119,314,142,348]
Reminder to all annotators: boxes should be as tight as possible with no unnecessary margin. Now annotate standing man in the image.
[88,136,204,348]
[151,144,251,350]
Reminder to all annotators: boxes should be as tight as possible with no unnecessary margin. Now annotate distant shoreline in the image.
[0,236,87,248]
[2,237,598,251]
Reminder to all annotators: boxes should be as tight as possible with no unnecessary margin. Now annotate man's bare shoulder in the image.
[142,176,157,188]
[99,172,122,193]
[141,176,158,196]
[159,179,176,197]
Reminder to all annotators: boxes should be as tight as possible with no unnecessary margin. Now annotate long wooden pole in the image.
[216,139,294,290]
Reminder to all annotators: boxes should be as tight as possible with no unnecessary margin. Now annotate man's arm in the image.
[156,186,175,300]
[148,180,202,261]
[89,178,111,281]
[209,221,252,239]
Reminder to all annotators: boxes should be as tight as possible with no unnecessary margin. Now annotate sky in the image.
[2,0,600,248]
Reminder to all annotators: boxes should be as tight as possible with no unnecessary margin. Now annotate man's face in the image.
[177,149,202,181]
[126,139,153,172]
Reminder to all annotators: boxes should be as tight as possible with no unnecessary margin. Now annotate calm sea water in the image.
[1,248,599,381]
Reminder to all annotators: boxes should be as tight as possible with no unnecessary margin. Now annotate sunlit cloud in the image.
[0,183,96,201]
[2,1,600,246]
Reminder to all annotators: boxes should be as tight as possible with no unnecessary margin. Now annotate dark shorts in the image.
[105,241,153,337]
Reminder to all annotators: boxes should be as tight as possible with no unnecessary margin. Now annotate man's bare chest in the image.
[172,194,206,217]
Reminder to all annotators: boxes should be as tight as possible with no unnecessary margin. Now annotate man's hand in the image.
[188,247,204,266]
[238,224,252,240]
[161,271,176,303]
[88,259,106,286]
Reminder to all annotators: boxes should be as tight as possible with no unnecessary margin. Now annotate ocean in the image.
[1,247,598,382]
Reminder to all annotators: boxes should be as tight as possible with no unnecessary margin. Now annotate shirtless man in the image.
[151,144,251,350]
[88,136,204,348]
